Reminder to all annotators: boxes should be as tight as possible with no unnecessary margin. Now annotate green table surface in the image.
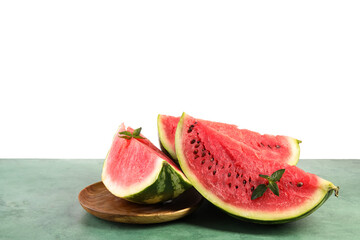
[0,159,358,240]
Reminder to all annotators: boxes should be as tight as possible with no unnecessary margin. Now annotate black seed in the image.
[249,177,251,183]
[228,173,231,177]
[208,165,212,170]
[190,125,194,128]
[260,143,265,147]
[297,182,303,187]
[190,139,196,144]
[201,160,205,164]
[194,121,198,124]
[236,173,239,178]
[193,149,198,154]
[195,144,200,148]
[187,128,193,133]
[276,145,280,148]
[221,165,224,169]
[197,140,200,143]
[202,152,206,157]
[235,185,238,189]
[241,174,243,177]
[268,144,272,149]
[290,182,293,185]
[210,157,214,162]
[251,186,255,191]
[213,170,216,175]
[215,161,218,165]
[208,152,211,155]
[228,183,232,188]
[243,180,247,185]
[194,155,199,159]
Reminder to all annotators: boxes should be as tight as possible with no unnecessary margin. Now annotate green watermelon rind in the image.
[123,162,193,204]
[157,114,178,162]
[286,138,302,166]
[175,112,338,224]
[102,157,192,204]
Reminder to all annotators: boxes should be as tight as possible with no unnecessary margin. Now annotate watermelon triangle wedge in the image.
[175,113,339,224]
[102,123,192,204]
[158,114,301,166]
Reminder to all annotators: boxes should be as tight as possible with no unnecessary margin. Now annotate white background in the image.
[1,1,359,159]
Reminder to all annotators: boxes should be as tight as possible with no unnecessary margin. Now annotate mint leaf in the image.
[268,181,280,196]
[119,131,132,137]
[132,127,142,137]
[118,128,146,140]
[270,169,285,182]
[251,184,268,200]
[119,136,132,140]
[259,174,270,180]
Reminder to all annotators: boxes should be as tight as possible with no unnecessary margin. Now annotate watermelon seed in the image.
[187,128,193,133]
[193,149,198,154]
[202,152,206,157]
[190,139,196,144]
[194,155,199,159]
[194,143,200,148]
[228,164,232,168]
[241,174,243,177]
[210,157,214,162]
[213,170,216,175]
[228,183,232,188]
[260,143,265,147]
[236,173,239,178]
[251,186,255,191]
[235,185,238,189]
[228,173,231,177]
[249,177,251,183]
[221,165,225,169]
[276,145,280,148]
[215,161,218,165]
[194,121,198,124]
[197,140,200,143]
[201,160,205,165]
[208,165,212,170]
[297,182,303,187]
[268,145,272,149]
[243,180,247,185]
[190,124,194,128]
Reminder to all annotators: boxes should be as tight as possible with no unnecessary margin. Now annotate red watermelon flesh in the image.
[175,113,338,223]
[158,114,300,165]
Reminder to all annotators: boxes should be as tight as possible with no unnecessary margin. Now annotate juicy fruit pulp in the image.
[176,113,338,223]
[102,123,192,204]
[158,114,301,166]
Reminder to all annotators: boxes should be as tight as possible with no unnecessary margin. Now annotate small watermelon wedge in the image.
[158,114,301,165]
[102,123,192,204]
[175,113,339,224]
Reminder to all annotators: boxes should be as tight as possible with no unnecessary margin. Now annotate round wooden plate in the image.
[78,181,203,224]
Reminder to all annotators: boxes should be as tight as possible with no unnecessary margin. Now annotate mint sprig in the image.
[118,127,145,140]
[251,169,285,200]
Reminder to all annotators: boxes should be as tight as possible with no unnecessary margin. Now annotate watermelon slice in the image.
[175,113,339,224]
[158,114,301,165]
[102,123,192,204]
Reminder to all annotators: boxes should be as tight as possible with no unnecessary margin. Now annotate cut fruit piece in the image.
[175,113,339,224]
[158,114,301,166]
[102,123,192,204]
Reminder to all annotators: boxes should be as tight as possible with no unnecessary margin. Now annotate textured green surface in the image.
[0,159,358,240]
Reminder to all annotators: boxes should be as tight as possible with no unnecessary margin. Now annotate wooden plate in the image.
[78,181,203,224]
